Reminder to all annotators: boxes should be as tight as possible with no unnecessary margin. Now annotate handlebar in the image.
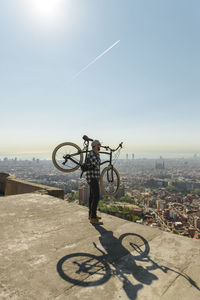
[83,135,123,151]
[101,142,123,152]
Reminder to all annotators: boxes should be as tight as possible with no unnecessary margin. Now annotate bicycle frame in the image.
[63,140,122,169]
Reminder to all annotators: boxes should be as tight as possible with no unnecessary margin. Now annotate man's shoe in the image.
[88,216,101,220]
[90,217,103,225]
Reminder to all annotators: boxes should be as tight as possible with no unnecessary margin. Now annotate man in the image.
[86,139,103,225]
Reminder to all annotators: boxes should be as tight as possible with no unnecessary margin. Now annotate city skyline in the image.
[1,0,200,154]
[0,149,200,161]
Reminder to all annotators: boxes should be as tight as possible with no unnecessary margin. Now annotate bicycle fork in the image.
[106,165,114,183]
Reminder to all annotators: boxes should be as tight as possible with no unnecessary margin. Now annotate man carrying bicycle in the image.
[86,139,103,225]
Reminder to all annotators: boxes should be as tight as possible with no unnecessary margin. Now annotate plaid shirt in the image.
[86,150,101,184]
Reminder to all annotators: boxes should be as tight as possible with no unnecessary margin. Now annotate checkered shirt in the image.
[86,150,101,184]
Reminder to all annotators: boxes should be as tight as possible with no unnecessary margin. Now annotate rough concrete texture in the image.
[0,193,200,300]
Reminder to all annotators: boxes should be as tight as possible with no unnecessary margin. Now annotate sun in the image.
[31,0,61,19]
[22,0,67,27]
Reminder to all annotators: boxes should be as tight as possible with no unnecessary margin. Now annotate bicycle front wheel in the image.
[52,142,83,173]
[57,252,111,287]
[100,165,120,197]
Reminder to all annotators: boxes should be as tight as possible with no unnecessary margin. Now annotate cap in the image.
[91,140,101,147]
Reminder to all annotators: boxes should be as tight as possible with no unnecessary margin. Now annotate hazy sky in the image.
[0,0,200,156]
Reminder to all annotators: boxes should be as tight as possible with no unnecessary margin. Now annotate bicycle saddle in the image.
[82,135,93,142]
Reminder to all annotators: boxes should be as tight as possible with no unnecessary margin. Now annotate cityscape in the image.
[1,153,200,239]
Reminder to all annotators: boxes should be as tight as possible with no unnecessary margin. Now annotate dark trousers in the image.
[89,178,100,218]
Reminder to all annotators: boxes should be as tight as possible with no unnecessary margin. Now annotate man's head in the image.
[92,140,101,152]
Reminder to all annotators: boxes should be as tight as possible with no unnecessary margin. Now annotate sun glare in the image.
[22,0,68,28]
[32,0,61,18]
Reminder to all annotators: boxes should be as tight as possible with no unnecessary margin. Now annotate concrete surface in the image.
[0,193,200,300]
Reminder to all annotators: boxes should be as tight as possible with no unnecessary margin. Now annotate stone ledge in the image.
[0,172,64,199]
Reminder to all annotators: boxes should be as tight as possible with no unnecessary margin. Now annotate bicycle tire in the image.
[100,165,120,197]
[52,142,83,173]
[57,252,111,286]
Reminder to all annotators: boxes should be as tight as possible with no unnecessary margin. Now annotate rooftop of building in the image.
[1,192,200,300]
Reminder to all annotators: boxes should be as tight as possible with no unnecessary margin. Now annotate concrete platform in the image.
[0,193,200,300]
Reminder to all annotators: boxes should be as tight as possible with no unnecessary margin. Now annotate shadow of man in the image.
[92,224,158,299]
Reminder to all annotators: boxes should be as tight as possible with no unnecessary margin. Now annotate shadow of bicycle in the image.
[57,225,200,299]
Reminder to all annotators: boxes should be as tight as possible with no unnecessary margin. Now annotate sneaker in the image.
[88,216,101,220]
[90,217,103,225]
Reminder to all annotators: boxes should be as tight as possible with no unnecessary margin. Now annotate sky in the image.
[0,0,200,159]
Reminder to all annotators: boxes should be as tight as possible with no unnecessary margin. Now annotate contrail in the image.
[72,40,120,79]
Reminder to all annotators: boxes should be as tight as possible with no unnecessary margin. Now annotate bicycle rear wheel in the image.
[100,165,120,196]
[52,142,83,173]
[119,233,150,260]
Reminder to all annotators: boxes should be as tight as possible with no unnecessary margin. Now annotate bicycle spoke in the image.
[52,142,83,172]
[101,167,119,196]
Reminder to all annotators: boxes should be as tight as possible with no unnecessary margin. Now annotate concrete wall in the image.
[0,173,64,199]
[0,173,10,194]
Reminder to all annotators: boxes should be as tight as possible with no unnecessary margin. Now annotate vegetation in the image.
[193,188,200,195]
[119,195,133,203]
[67,191,79,202]
[98,199,142,223]
[132,185,145,192]
[132,215,141,222]
[166,184,177,192]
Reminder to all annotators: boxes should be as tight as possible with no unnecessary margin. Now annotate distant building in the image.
[132,207,143,217]
[78,184,90,205]
[193,153,199,159]
[156,199,166,210]
[163,209,170,217]
[132,154,134,159]
[169,208,177,220]
[126,154,128,160]
[145,179,168,188]
[172,180,200,192]
[194,217,200,229]
[174,221,182,228]
[116,184,125,199]
[155,160,165,170]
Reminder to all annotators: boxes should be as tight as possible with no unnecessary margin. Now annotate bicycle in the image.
[52,135,123,196]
